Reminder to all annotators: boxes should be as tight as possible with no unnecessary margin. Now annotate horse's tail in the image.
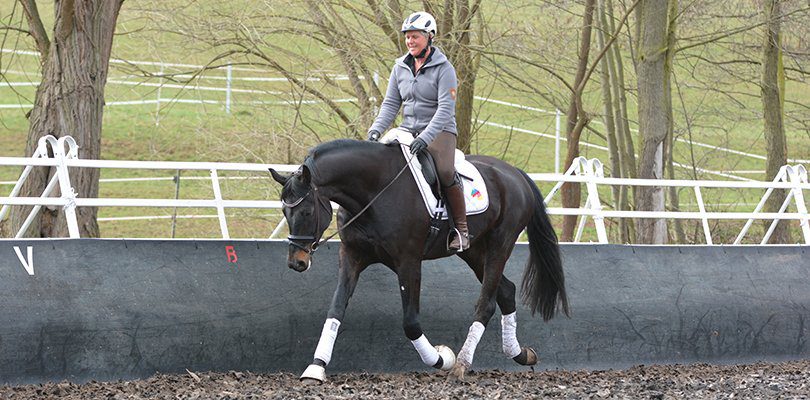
[517,169,570,321]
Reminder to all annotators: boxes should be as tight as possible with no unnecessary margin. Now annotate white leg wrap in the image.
[457,321,485,367]
[313,318,341,365]
[501,312,522,358]
[411,335,440,366]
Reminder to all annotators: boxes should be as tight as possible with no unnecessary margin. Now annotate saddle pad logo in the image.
[471,188,482,199]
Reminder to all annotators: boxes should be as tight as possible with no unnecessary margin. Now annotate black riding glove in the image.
[367,130,381,141]
[410,137,428,154]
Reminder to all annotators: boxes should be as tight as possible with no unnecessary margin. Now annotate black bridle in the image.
[282,184,326,254]
[283,150,415,254]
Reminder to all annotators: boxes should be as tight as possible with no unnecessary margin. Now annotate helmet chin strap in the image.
[415,36,433,59]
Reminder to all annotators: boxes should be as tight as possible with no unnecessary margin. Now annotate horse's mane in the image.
[307,139,376,160]
[303,139,379,177]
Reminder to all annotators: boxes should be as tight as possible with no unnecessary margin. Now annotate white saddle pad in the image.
[380,128,489,219]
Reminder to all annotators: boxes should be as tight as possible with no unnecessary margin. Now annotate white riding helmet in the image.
[401,12,437,36]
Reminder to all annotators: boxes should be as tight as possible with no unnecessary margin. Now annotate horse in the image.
[269,138,569,382]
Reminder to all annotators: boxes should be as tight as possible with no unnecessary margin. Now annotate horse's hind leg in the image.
[496,276,538,366]
[451,250,508,379]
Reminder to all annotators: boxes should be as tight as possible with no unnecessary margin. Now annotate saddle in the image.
[415,150,442,199]
[379,128,489,220]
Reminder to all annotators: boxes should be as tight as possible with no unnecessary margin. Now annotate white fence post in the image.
[210,169,230,238]
[694,186,712,244]
[15,174,60,239]
[791,165,810,244]
[573,158,608,243]
[0,136,53,222]
[55,136,81,238]
[270,218,287,239]
[734,166,786,244]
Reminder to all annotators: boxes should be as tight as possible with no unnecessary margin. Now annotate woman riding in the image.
[366,11,469,252]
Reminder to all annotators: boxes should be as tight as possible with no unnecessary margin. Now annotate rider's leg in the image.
[427,132,469,251]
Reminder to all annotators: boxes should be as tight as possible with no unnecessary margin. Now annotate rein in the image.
[285,150,415,253]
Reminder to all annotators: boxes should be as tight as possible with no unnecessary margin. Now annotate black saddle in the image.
[416,150,442,199]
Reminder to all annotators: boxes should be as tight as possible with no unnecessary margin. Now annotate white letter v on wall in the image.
[13,246,34,276]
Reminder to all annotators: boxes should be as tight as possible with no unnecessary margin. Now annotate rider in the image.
[366,11,469,252]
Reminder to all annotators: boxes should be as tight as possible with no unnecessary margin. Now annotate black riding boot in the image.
[444,182,470,252]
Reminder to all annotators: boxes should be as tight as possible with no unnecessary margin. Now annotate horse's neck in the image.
[313,147,395,213]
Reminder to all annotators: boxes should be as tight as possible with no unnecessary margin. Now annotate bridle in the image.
[283,150,415,254]
[282,184,327,254]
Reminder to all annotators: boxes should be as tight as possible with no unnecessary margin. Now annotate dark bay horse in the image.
[269,139,569,382]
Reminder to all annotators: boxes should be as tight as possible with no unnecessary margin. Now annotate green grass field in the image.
[1,1,808,243]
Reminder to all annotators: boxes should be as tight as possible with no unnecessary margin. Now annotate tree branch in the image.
[18,0,49,62]
[676,5,810,54]
[478,49,575,94]
[578,0,641,97]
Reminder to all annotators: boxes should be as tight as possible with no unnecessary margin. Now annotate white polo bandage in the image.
[410,334,440,366]
[313,318,341,365]
[501,312,522,358]
[456,321,485,366]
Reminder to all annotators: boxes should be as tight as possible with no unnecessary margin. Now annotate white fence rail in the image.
[1,136,808,244]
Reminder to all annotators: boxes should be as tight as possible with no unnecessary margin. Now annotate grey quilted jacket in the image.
[368,47,458,144]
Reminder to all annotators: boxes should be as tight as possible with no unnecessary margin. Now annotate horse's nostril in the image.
[288,258,310,272]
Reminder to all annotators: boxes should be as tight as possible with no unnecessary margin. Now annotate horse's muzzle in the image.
[287,247,311,272]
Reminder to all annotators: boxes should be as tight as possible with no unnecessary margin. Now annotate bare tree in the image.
[559,0,597,242]
[597,0,636,243]
[761,0,791,243]
[2,0,124,238]
[162,1,484,150]
[635,0,671,244]
[595,0,622,218]
[662,0,685,243]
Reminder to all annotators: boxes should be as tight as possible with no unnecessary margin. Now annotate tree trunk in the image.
[635,0,669,244]
[606,0,636,243]
[761,0,791,244]
[663,0,685,243]
[596,0,622,229]
[560,0,597,242]
[6,0,123,238]
[452,1,480,153]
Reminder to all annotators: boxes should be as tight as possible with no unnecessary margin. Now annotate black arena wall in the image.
[0,240,807,384]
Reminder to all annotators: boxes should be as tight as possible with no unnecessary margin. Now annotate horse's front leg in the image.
[397,261,456,371]
[300,246,364,384]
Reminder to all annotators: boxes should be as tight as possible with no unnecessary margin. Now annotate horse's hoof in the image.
[299,364,326,383]
[300,377,322,386]
[435,345,456,371]
[512,347,538,366]
[447,363,467,381]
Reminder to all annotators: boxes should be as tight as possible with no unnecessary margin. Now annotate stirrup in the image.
[447,228,469,252]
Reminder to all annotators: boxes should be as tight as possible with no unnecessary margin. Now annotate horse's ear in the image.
[269,168,289,185]
[299,165,312,185]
